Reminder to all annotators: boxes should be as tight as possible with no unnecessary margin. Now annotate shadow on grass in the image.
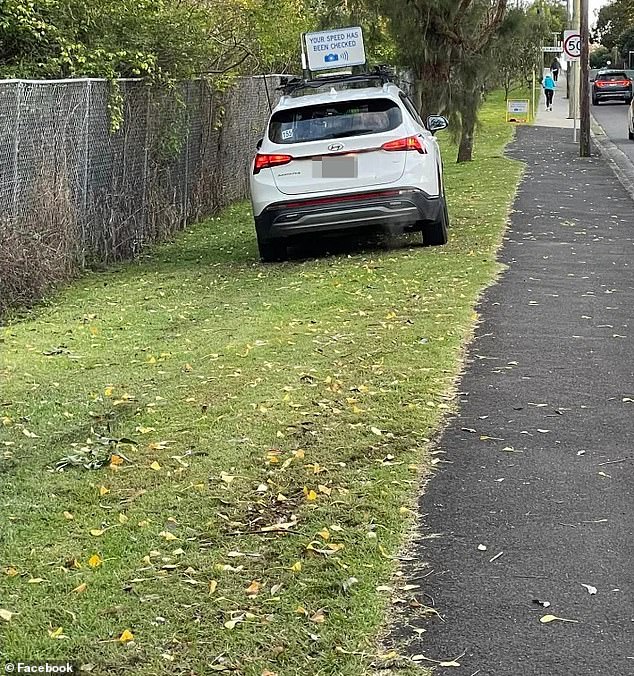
[141,219,426,274]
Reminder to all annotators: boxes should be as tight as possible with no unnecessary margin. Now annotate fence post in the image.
[81,80,91,266]
[141,87,150,243]
[184,83,190,227]
[12,82,23,219]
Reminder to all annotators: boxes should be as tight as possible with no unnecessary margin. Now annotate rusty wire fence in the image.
[0,76,280,310]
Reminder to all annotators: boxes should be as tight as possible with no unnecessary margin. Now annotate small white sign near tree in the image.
[303,27,366,72]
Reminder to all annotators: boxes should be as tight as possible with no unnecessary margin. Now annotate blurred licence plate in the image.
[313,156,358,179]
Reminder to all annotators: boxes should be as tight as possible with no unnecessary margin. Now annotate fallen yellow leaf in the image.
[63,511,74,520]
[159,531,178,541]
[119,629,134,642]
[89,529,105,537]
[72,583,87,594]
[304,487,317,502]
[4,567,18,577]
[99,486,110,496]
[318,528,330,541]
[310,609,326,623]
[540,614,579,624]
[0,609,15,622]
[109,454,124,466]
[88,554,103,568]
[118,513,129,524]
[48,626,65,639]
[290,562,302,573]
[27,578,45,584]
[245,580,261,596]
[149,461,161,471]
[209,580,218,594]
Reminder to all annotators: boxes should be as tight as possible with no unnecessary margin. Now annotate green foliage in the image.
[528,0,568,34]
[491,7,551,97]
[0,0,325,80]
[590,45,613,68]
[617,25,634,59]
[596,0,634,51]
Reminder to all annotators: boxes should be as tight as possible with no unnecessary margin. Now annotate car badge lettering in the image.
[328,143,344,152]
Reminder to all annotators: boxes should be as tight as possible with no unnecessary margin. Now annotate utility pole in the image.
[579,0,590,156]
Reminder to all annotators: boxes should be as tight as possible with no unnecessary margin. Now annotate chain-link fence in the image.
[0,76,280,310]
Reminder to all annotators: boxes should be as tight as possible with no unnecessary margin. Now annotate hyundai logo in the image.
[328,143,344,152]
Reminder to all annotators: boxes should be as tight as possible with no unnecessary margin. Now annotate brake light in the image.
[381,136,427,153]
[253,153,293,174]
[596,80,631,87]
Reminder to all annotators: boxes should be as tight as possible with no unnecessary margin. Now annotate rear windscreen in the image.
[597,72,629,81]
[269,99,402,145]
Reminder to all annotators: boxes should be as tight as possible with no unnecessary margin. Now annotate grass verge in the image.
[0,91,522,675]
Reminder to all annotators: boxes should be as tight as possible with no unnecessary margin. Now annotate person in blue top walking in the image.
[542,73,556,111]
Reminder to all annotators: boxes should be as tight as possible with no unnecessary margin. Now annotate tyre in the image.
[629,129,634,141]
[257,237,287,262]
[592,95,598,105]
[423,197,449,246]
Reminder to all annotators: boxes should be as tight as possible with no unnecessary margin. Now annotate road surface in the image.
[592,99,634,163]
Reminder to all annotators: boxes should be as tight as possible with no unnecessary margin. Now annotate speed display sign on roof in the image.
[304,27,366,71]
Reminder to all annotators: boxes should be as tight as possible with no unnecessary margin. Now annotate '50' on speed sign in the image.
[563,30,581,61]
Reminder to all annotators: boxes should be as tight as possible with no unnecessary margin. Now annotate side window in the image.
[399,93,424,127]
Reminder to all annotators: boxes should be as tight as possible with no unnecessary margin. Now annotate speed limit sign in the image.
[563,30,581,61]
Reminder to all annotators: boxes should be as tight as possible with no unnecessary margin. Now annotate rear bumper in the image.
[255,188,443,240]
[593,88,632,100]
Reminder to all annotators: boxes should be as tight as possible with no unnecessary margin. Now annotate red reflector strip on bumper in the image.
[281,190,402,209]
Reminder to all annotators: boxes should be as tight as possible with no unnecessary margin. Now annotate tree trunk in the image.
[416,61,451,120]
[457,85,480,163]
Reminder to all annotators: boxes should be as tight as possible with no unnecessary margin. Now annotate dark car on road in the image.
[592,70,633,105]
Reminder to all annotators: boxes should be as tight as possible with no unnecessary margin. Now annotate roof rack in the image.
[277,65,396,96]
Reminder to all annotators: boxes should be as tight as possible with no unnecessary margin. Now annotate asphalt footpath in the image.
[388,92,634,673]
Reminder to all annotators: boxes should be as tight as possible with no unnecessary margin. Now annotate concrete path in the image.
[389,125,634,673]
[534,72,575,129]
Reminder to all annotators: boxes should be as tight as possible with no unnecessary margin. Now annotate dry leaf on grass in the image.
[88,554,103,568]
[119,629,134,642]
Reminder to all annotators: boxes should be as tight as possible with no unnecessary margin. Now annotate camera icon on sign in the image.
[324,53,339,63]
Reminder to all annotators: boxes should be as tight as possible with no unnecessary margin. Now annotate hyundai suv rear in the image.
[592,70,633,105]
[249,72,449,261]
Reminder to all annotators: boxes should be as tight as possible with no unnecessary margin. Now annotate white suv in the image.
[249,71,449,261]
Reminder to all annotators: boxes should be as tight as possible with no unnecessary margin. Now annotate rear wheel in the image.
[257,237,287,262]
[629,129,634,141]
[592,95,598,105]
[422,197,449,246]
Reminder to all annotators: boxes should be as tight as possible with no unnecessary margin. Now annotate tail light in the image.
[253,153,293,174]
[381,136,427,153]
[596,80,631,87]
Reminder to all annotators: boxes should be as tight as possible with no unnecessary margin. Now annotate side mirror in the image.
[427,115,448,134]
[256,138,263,150]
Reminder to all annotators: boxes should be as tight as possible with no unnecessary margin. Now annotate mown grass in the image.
[0,90,521,675]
